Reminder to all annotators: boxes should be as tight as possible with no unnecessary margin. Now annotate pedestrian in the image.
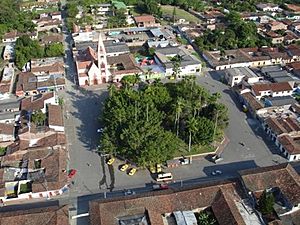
[87,163,91,166]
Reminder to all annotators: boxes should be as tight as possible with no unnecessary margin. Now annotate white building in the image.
[154,46,201,77]
[224,67,262,87]
[251,82,294,100]
[256,3,280,12]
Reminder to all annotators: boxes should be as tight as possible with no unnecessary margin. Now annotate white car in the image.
[97,128,104,133]
[211,170,222,176]
[124,189,136,196]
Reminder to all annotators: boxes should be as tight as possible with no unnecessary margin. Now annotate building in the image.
[2,31,37,43]
[2,43,15,61]
[251,82,294,100]
[89,180,260,225]
[224,67,262,87]
[0,123,15,142]
[107,54,142,82]
[0,96,21,124]
[15,72,65,97]
[21,92,56,114]
[263,31,284,44]
[263,116,300,161]
[1,63,15,94]
[256,3,280,12]
[133,15,157,27]
[277,134,300,161]
[240,163,300,218]
[154,46,201,77]
[30,57,65,76]
[0,145,68,204]
[48,104,64,132]
[0,205,69,225]
[200,10,225,24]
[203,46,300,70]
[266,21,288,31]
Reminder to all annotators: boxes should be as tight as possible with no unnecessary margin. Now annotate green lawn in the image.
[174,144,215,158]
[161,5,201,23]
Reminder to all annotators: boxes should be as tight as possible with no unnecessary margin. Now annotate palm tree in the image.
[187,117,198,152]
[174,97,184,137]
[171,54,183,80]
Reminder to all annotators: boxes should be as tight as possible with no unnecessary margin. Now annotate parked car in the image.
[180,158,189,165]
[68,169,77,178]
[211,170,222,176]
[97,128,104,133]
[107,157,115,165]
[120,164,129,172]
[152,183,169,190]
[211,154,223,163]
[156,164,162,173]
[128,168,137,176]
[149,166,156,174]
[124,189,136,196]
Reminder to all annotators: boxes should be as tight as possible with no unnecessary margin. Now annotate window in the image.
[234,77,239,80]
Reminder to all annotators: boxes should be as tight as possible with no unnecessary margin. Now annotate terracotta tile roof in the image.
[134,15,156,23]
[21,92,54,112]
[18,132,66,150]
[286,4,300,13]
[3,31,17,39]
[1,145,67,193]
[251,82,293,96]
[264,117,300,135]
[48,104,63,127]
[41,34,63,44]
[241,92,264,110]
[77,61,93,70]
[31,62,64,75]
[0,205,69,225]
[0,123,14,135]
[89,181,244,225]
[107,54,142,75]
[277,134,300,154]
[287,61,300,70]
[239,163,300,206]
[286,44,300,56]
[16,72,65,93]
[211,188,246,225]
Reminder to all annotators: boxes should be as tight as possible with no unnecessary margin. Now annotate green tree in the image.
[31,110,46,126]
[171,54,183,79]
[138,0,161,16]
[0,147,7,156]
[198,211,216,225]
[259,191,275,215]
[187,117,198,152]
[45,43,64,57]
[66,3,79,18]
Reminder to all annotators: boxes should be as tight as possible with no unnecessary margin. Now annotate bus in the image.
[156,173,173,182]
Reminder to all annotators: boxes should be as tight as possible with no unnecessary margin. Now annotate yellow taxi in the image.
[107,157,115,165]
[120,164,129,172]
[149,166,156,174]
[156,164,162,173]
[128,168,137,176]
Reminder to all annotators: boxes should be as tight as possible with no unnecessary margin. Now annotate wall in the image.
[49,125,64,132]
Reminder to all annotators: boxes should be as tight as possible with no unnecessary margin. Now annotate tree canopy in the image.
[100,77,228,167]
[15,35,64,69]
[195,11,271,51]
[0,0,36,39]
